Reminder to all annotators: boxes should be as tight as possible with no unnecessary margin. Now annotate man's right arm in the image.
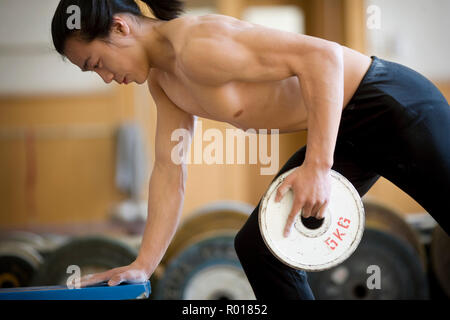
[135,70,196,275]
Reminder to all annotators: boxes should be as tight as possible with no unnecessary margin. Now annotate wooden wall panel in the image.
[342,0,366,53]
[0,86,138,228]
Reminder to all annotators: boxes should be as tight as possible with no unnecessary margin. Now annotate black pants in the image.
[234,56,450,300]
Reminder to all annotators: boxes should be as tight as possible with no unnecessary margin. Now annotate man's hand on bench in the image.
[80,260,150,287]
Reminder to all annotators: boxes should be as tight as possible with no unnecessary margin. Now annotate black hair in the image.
[51,0,184,55]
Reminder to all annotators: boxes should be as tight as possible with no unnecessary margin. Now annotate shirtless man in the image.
[51,0,449,299]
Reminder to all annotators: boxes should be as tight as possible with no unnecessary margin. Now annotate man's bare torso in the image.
[149,14,372,134]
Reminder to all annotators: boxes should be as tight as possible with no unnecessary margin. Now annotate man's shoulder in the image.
[159,15,204,38]
[162,14,245,41]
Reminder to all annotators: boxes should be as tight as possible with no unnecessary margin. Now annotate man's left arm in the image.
[296,43,344,170]
[274,43,344,235]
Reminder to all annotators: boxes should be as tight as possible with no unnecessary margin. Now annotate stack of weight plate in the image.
[0,230,160,297]
[306,200,430,300]
[31,235,139,287]
[0,231,66,289]
[154,201,256,300]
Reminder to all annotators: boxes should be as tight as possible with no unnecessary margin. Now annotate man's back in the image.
[151,14,372,133]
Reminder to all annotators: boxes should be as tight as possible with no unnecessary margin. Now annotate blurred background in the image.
[0,0,448,300]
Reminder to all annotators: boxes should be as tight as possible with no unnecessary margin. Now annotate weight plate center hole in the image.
[301,216,324,230]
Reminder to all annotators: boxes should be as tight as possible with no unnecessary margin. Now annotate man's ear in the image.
[111,15,131,36]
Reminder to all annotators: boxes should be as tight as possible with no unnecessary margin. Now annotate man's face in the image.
[64,34,150,85]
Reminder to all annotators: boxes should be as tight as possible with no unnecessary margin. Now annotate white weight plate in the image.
[183,264,255,300]
[259,168,365,271]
